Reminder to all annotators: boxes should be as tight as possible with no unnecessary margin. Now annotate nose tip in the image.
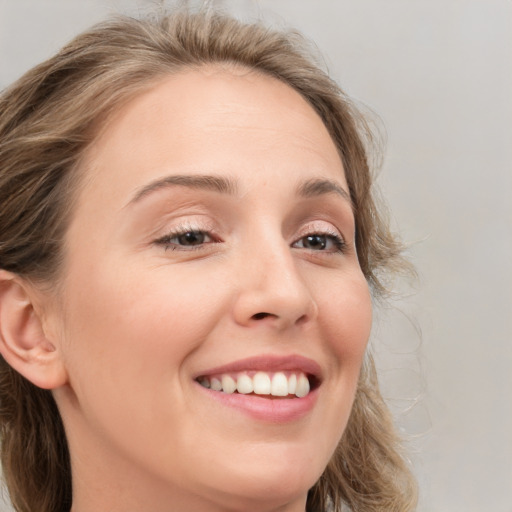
[232,253,318,330]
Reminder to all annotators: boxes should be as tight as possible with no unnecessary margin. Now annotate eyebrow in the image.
[297,178,352,205]
[127,174,352,207]
[127,174,238,205]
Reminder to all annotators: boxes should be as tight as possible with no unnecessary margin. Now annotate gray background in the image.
[1,1,511,511]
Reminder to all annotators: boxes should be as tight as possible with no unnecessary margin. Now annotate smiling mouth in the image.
[196,371,319,398]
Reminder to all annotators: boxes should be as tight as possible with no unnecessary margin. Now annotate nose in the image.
[232,239,318,330]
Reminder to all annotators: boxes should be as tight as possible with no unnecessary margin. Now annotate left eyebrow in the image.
[296,178,352,206]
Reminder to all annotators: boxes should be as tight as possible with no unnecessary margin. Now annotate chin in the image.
[206,479,310,512]
[200,449,323,511]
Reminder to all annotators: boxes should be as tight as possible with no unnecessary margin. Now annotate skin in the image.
[39,67,372,512]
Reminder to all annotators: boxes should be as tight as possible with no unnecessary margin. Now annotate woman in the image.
[0,8,417,512]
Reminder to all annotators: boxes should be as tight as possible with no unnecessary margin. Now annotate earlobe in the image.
[0,270,68,390]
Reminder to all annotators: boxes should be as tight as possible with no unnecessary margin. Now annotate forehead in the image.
[79,66,347,205]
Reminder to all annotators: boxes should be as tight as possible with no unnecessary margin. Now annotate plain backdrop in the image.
[1,1,511,511]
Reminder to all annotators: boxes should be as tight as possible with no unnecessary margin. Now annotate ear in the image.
[0,270,68,389]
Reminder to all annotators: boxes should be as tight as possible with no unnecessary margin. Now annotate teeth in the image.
[199,377,210,389]
[271,372,288,397]
[288,374,297,395]
[236,374,254,394]
[253,372,271,395]
[198,371,312,398]
[295,374,310,398]
[221,375,236,394]
[210,377,222,392]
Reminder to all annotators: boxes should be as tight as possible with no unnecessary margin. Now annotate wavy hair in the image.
[0,8,417,512]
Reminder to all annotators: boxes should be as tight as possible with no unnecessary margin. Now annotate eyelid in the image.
[294,219,345,240]
[153,218,221,249]
[291,220,347,253]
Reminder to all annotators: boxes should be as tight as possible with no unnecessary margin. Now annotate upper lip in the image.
[194,354,323,380]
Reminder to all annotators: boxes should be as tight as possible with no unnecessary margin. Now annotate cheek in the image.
[303,273,372,470]
[59,259,229,404]
[318,273,372,362]
[57,260,235,469]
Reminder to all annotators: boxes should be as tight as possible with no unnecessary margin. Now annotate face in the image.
[51,67,372,512]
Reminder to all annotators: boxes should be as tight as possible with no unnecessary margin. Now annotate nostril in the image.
[252,312,272,320]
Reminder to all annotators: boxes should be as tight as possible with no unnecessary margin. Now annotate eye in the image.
[154,229,215,251]
[173,230,209,246]
[293,232,345,253]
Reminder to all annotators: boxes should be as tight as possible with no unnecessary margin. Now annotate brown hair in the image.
[0,8,417,512]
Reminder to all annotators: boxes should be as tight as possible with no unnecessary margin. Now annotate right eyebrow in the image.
[296,177,353,208]
[126,174,238,207]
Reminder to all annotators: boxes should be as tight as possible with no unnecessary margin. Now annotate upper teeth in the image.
[198,371,310,398]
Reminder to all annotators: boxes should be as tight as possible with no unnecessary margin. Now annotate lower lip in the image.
[195,383,319,423]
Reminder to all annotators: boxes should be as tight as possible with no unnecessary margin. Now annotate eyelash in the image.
[154,223,218,251]
[292,229,346,253]
[153,224,346,254]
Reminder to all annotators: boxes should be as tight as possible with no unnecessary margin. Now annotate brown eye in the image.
[155,229,214,251]
[175,231,207,246]
[293,233,345,252]
[302,235,328,250]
